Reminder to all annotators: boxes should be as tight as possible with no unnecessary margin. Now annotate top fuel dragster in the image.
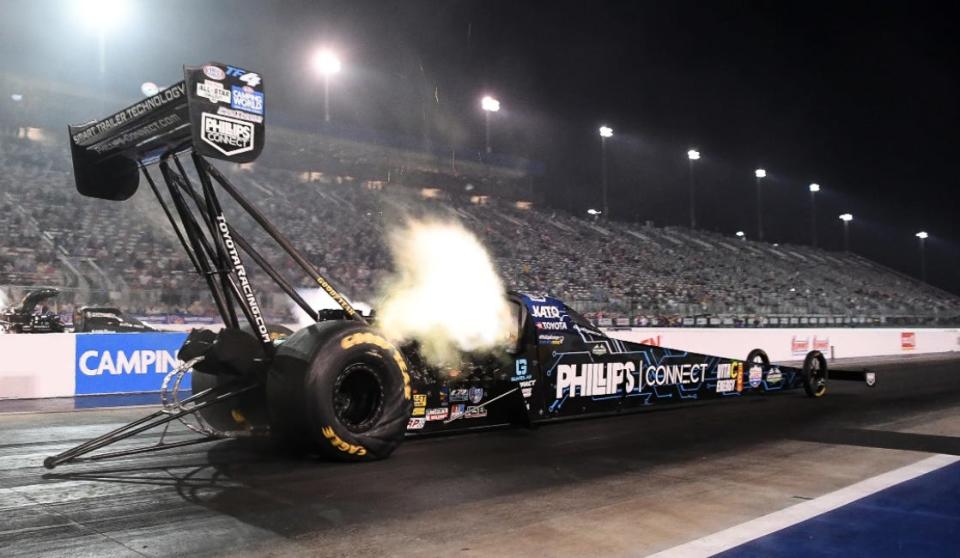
[44,62,875,468]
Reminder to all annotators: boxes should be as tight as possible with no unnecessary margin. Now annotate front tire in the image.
[746,348,770,367]
[802,350,828,398]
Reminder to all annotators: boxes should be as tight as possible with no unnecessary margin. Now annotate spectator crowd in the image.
[1,130,958,327]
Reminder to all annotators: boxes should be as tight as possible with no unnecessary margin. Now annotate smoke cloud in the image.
[375,218,514,366]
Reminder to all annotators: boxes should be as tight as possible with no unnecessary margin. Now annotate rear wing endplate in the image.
[68,62,265,200]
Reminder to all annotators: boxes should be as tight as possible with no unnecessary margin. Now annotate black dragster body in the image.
[45,61,874,469]
[398,292,834,434]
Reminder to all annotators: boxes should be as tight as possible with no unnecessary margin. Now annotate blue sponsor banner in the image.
[75,332,189,395]
[231,86,264,114]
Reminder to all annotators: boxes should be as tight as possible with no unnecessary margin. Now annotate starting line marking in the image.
[645,453,960,558]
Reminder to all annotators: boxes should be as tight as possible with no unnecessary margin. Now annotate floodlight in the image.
[313,50,342,75]
[809,183,820,193]
[754,168,766,178]
[687,149,700,161]
[839,213,853,222]
[599,126,613,138]
[481,96,500,112]
[916,231,928,239]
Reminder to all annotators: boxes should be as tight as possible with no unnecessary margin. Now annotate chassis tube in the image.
[199,158,366,324]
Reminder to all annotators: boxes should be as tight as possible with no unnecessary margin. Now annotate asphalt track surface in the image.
[1,354,959,557]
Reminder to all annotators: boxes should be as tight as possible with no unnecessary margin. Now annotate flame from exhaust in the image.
[376,218,513,366]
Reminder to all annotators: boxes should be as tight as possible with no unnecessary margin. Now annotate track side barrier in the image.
[608,327,960,362]
[0,328,957,400]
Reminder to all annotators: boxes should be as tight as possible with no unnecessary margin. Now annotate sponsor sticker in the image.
[450,388,469,402]
[539,334,564,345]
[196,80,231,104]
[413,394,428,407]
[531,305,561,319]
[407,417,426,430]
[239,71,261,88]
[468,386,484,404]
[591,344,608,356]
[556,361,637,398]
[75,332,188,395]
[748,365,763,389]
[230,86,264,115]
[216,106,263,124]
[203,64,225,80]
[225,66,262,87]
[425,407,448,421]
[449,404,466,420]
[411,407,425,417]
[520,379,536,398]
[465,405,488,418]
[536,321,568,331]
[716,361,743,394]
[766,367,783,385]
[511,358,531,382]
[200,112,255,157]
[716,379,736,393]
[643,362,707,389]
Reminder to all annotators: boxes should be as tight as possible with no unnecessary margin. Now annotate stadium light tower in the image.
[481,96,500,154]
[754,168,766,241]
[809,183,821,247]
[839,213,853,252]
[599,126,613,217]
[735,231,745,240]
[687,149,701,229]
[916,231,929,282]
[312,50,342,123]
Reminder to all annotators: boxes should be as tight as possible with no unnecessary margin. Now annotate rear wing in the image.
[68,62,265,200]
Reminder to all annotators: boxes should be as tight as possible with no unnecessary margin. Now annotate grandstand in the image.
[0,128,957,327]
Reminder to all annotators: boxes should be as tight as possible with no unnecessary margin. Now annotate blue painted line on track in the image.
[717,461,960,557]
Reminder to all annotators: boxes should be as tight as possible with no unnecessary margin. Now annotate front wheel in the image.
[802,350,828,398]
[746,348,770,367]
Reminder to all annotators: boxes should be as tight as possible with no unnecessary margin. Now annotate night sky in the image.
[1,0,957,292]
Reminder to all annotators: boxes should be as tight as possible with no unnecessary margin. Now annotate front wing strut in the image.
[43,358,259,469]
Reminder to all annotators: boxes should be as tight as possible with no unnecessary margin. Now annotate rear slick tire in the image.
[268,321,412,462]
